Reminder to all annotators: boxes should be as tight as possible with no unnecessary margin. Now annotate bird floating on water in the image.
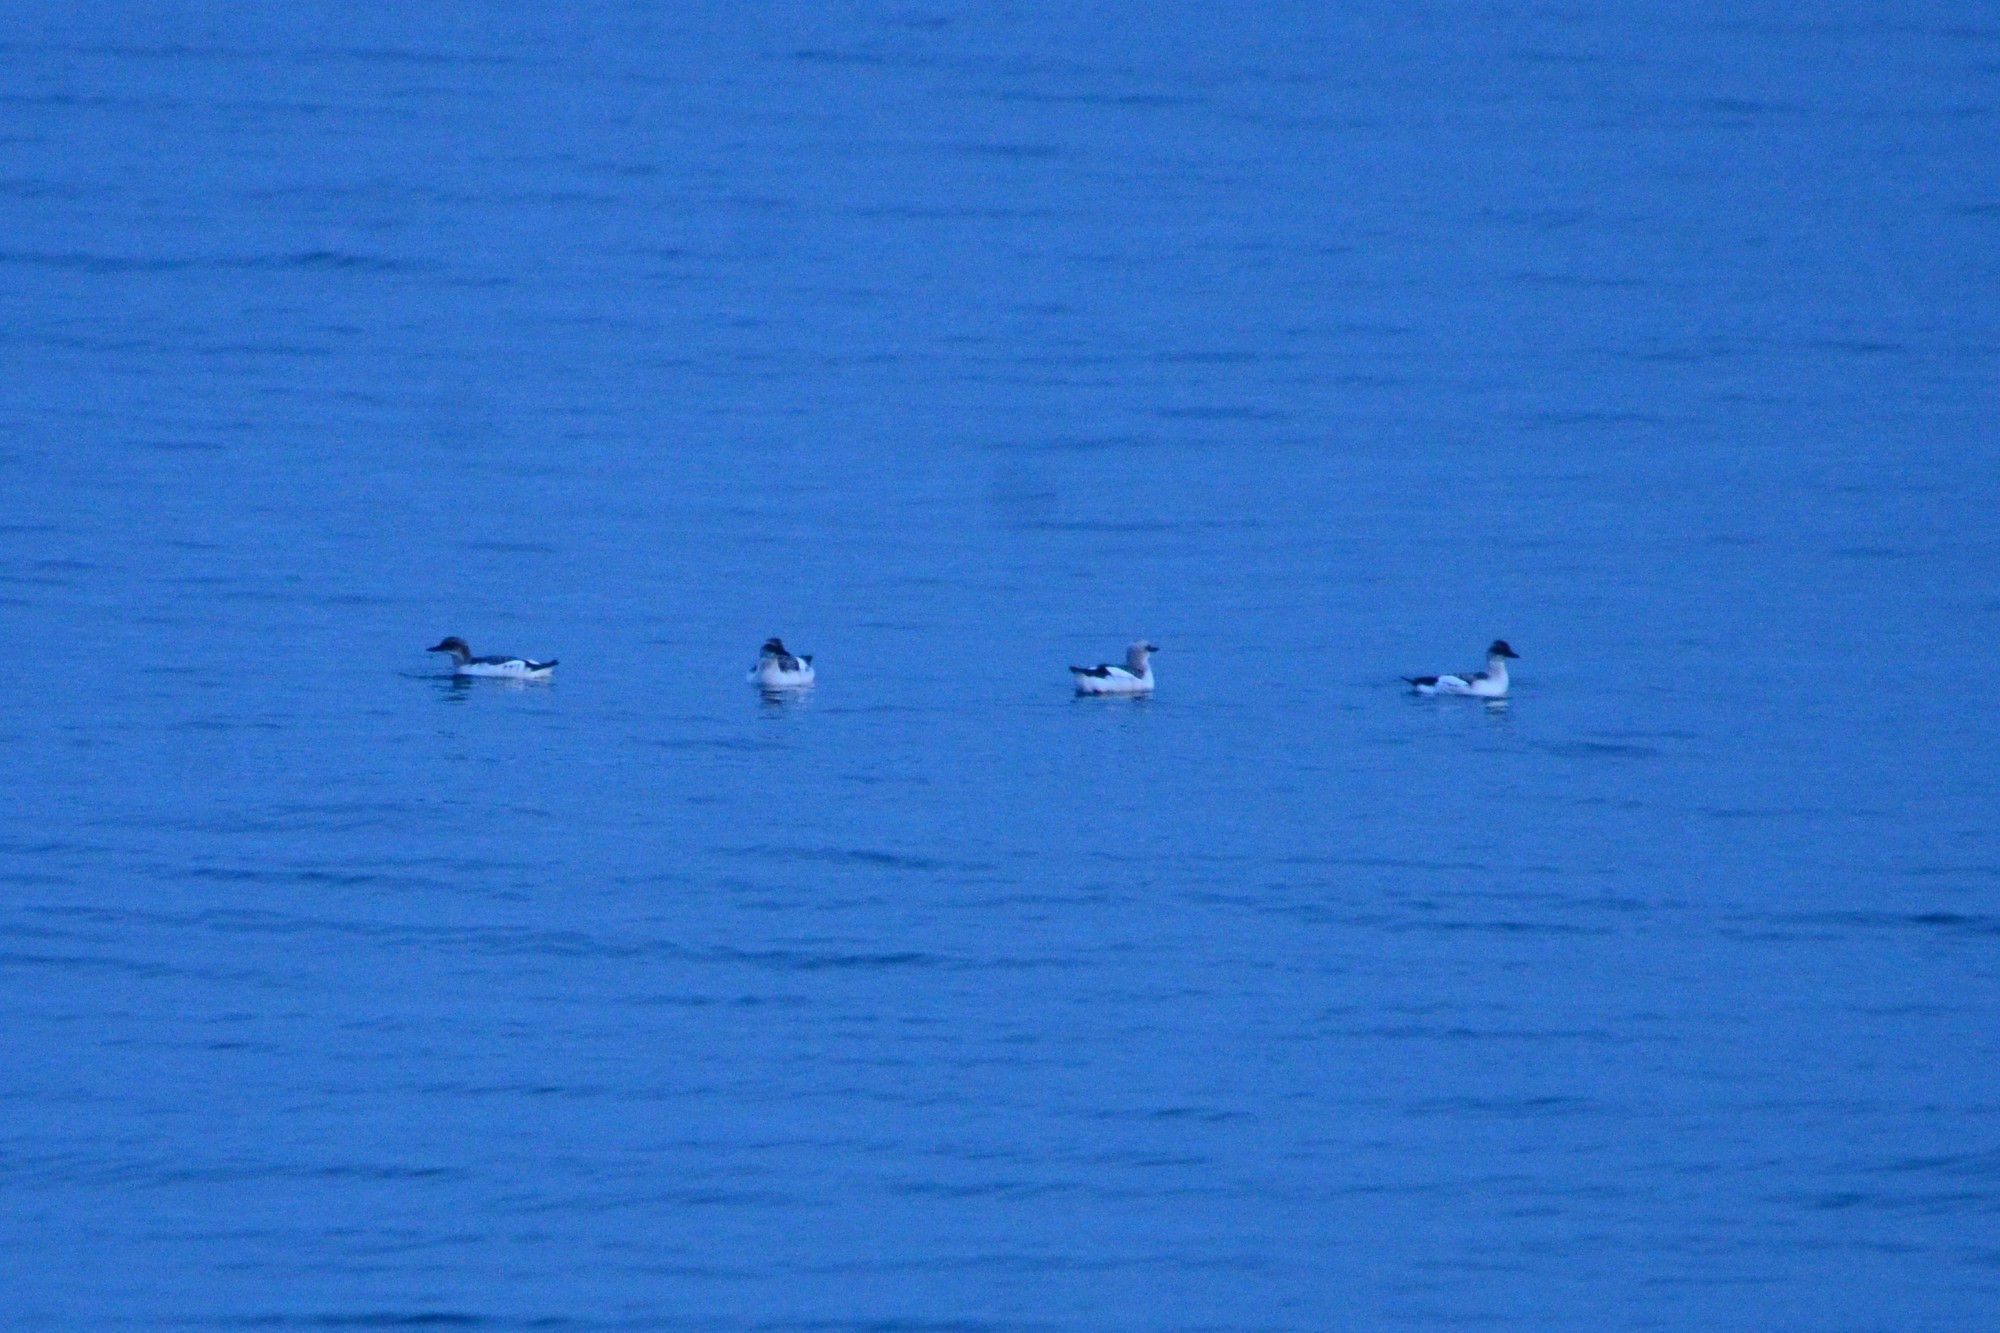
[1406,639,1518,698]
[427,636,557,679]
[1071,641,1157,695]
[750,637,815,690]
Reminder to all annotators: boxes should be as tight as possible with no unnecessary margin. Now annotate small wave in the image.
[1337,1023,1628,1044]
[1906,911,2000,934]
[219,1316,489,1329]
[1271,854,1494,872]
[720,845,990,873]
[712,945,936,972]
[1017,519,1179,534]
[951,141,1063,159]
[462,540,555,554]
[1389,918,1609,937]
[1153,405,1289,422]
[1508,271,1646,288]
[1407,1095,1596,1119]
[1726,909,2000,938]
[0,249,426,275]
[1544,741,1662,759]
[982,88,1198,110]
[0,949,271,984]
[1873,1148,2000,1180]
[791,47,898,66]
[1903,863,2000,880]
[1512,409,1666,428]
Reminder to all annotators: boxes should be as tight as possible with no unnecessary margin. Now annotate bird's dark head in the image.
[428,636,470,656]
[1489,640,1519,659]
[761,637,788,656]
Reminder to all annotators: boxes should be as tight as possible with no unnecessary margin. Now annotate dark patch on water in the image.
[1695,96,1809,121]
[1726,910,2000,939]
[713,946,938,972]
[982,87,1199,111]
[463,540,556,554]
[0,249,427,274]
[1148,350,1261,365]
[1543,741,1661,759]
[1512,410,1666,428]
[1508,271,1646,288]
[951,141,1063,160]
[1407,1095,1596,1119]
[222,1317,489,1329]
[1154,405,1289,422]
[719,845,989,873]
[791,48,898,67]
[1905,912,2000,934]
[1390,918,1609,936]
[1903,864,2000,879]
[1803,337,1906,355]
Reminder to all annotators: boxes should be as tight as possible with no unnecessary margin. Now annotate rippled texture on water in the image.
[4,3,1998,1329]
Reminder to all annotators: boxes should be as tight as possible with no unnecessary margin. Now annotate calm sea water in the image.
[4,3,1998,1329]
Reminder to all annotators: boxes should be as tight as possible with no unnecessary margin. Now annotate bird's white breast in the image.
[1074,669,1152,695]
[458,660,549,678]
[751,661,815,689]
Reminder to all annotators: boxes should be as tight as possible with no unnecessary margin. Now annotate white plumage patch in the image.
[1070,641,1156,695]
[457,659,555,679]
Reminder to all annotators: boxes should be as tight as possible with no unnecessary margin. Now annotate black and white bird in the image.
[427,636,557,680]
[750,637,815,690]
[1070,641,1157,695]
[1406,639,1518,698]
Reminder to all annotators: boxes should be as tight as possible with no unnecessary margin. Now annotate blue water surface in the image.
[4,3,1998,1329]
